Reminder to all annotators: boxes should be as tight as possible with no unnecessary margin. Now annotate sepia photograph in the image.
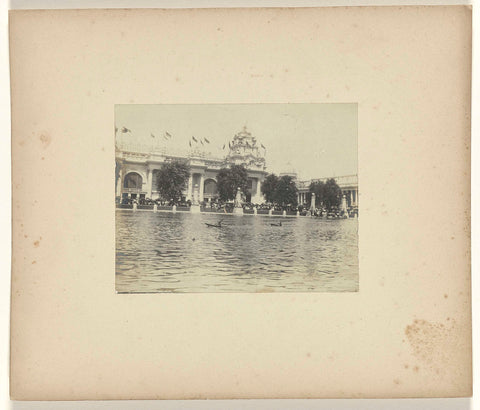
[115,104,358,292]
[8,5,474,402]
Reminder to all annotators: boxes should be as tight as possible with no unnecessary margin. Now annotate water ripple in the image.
[116,211,358,293]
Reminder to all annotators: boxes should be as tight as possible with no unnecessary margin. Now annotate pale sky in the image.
[115,104,357,180]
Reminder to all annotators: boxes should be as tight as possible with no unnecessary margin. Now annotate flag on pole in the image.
[222,144,225,150]
[192,136,198,142]
[121,127,131,133]
[204,137,210,144]
[165,131,171,138]
[189,141,192,147]
[151,133,156,138]
[261,143,266,149]
[200,139,204,145]
[163,134,168,140]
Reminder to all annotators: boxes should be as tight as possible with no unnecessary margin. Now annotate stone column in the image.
[146,169,153,199]
[186,174,193,201]
[116,165,124,197]
[116,174,122,197]
[199,174,204,202]
[349,190,352,207]
[342,194,347,213]
[310,192,316,211]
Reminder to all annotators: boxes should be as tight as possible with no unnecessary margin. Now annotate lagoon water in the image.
[116,210,358,293]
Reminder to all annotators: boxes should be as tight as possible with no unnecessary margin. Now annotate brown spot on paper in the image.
[39,133,51,148]
[405,319,463,375]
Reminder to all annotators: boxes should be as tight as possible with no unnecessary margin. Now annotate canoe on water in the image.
[205,220,224,228]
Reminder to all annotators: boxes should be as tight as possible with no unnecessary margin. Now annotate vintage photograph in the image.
[115,104,358,292]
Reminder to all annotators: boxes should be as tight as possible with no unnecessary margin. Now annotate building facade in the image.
[116,127,359,207]
[296,174,359,208]
[115,127,268,204]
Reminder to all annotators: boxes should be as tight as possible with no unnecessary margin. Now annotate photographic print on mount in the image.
[115,104,358,293]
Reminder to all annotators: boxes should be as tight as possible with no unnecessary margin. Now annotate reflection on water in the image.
[116,210,358,293]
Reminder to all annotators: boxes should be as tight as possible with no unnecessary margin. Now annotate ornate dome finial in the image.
[225,127,266,170]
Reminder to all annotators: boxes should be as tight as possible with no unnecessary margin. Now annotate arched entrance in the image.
[122,172,144,202]
[124,172,142,188]
[203,178,218,202]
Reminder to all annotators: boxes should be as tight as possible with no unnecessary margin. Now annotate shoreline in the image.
[115,207,357,219]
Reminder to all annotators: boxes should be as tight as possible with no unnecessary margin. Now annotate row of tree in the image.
[154,160,343,210]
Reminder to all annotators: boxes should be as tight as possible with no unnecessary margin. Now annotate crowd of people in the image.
[116,196,358,217]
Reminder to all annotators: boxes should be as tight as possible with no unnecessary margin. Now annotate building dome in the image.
[279,162,297,180]
[225,126,266,170]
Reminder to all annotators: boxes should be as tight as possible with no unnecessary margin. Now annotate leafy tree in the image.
[274,175,298,208]
[216,165,249,201]
[156,160,191,204]
[261,173,279,203]
[323,178,343,210]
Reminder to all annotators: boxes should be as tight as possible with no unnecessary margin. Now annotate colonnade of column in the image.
[345,189,358,206]
[120,166,265,204]
[185,173,206,202]
[296,189,358,206]
[297,192,308,205]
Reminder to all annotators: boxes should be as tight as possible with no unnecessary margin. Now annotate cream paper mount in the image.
[10,7,471,399]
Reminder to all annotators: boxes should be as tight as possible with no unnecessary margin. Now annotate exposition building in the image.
[115,127,358,207]
[116,127,267,204]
